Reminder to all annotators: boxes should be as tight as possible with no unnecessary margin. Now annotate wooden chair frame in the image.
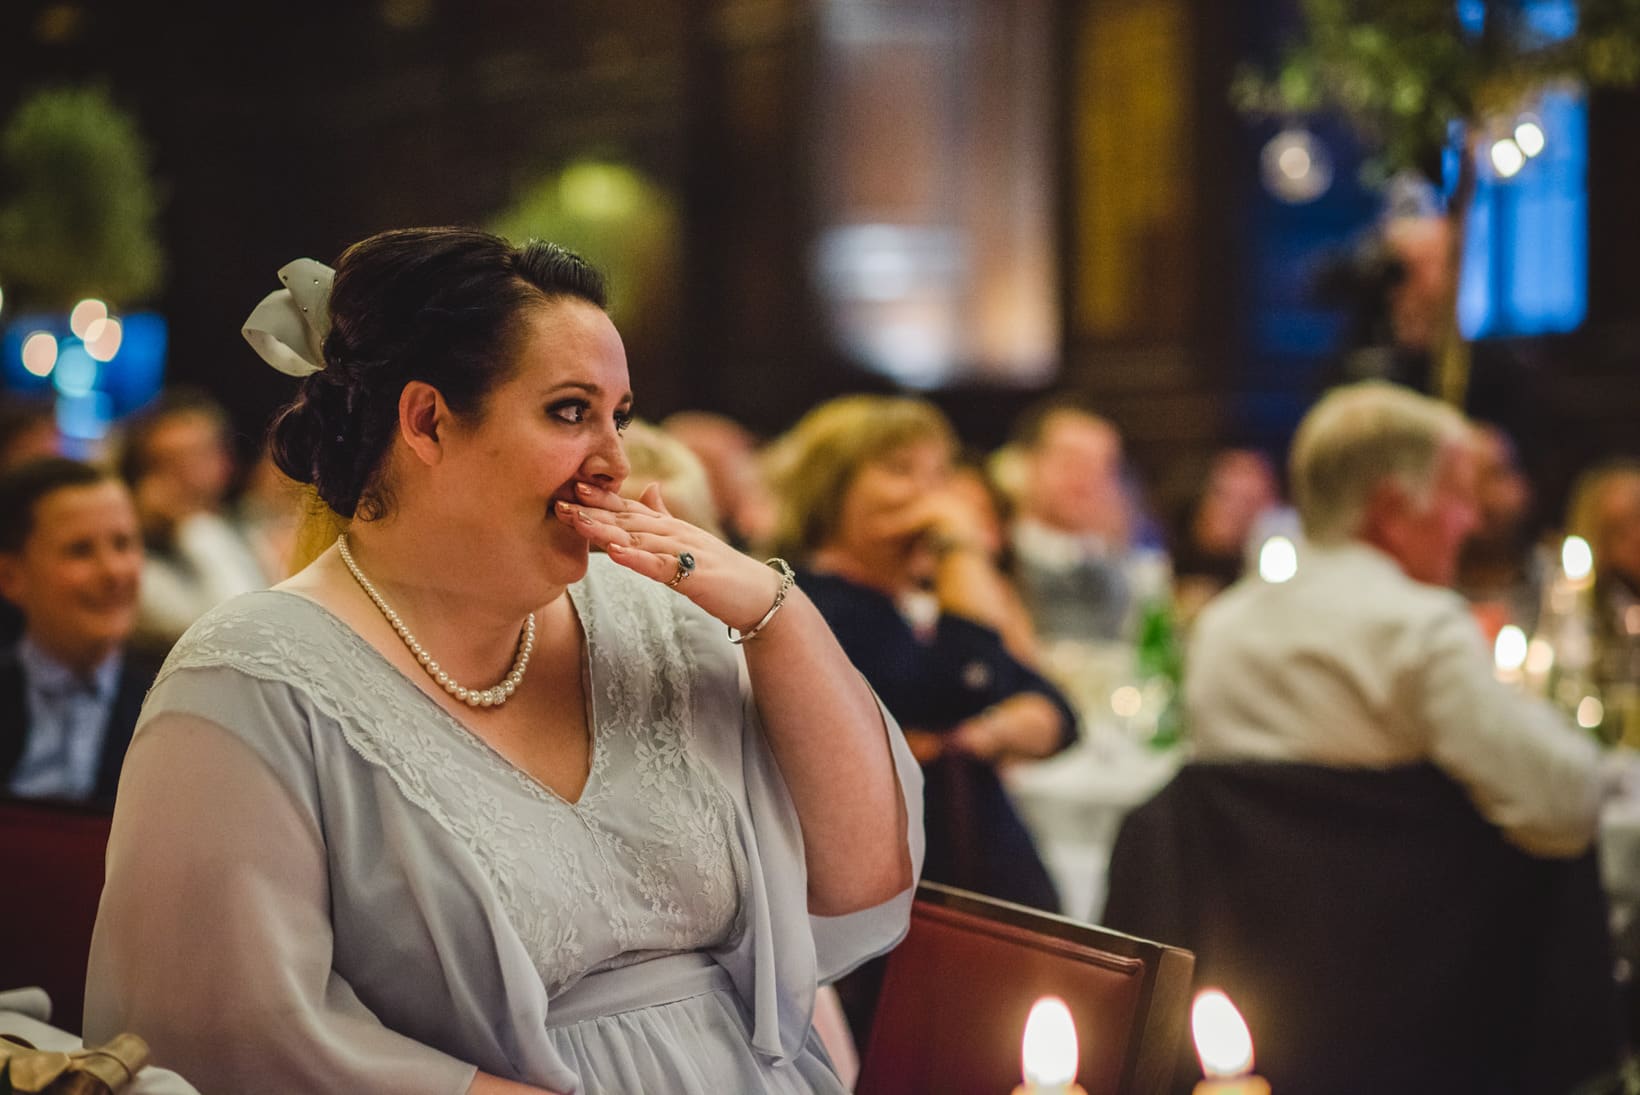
[857,881,1194,1095]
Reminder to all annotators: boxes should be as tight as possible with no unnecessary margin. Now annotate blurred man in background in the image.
[0,458,157,806]
[661,411,777,551]
[119,389,267,649]
[0,398,60,472]
[1456,422,1546,636]
[1189,381,1619,858]
[1006,404,1163,643]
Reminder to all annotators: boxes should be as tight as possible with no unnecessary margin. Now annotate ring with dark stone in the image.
[666,551,697,589]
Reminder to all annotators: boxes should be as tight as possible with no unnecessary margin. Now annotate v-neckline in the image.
[266,584,604,810]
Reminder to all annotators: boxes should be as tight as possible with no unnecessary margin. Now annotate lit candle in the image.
[1562,535,1594,589]
[1012,996,1089,1095]
[1493,625,1527,686]
[1191,990,1270,1095]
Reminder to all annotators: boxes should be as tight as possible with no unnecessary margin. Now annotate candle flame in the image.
[1525,637,1555,675]
[1192,989,1254,1078]
[1021,996,1078,1086]
[1493,625,1527,672]
[1257,536,1298,584]
[1562,536,1594,582]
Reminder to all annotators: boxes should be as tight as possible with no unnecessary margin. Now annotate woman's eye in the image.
[615,410,634,433]
[549,401,589,424]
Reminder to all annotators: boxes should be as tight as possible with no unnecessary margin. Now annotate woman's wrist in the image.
[927,531,988,560]
[727,558,795,643]
[951,706,1007,760]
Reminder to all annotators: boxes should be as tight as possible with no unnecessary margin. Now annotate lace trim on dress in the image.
[153,563,747,996]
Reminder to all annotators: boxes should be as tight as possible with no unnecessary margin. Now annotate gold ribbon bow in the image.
[0,1032,149,1094]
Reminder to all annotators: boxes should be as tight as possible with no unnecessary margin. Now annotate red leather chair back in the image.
[858,882,1193,1095]
[0,797,113,1032]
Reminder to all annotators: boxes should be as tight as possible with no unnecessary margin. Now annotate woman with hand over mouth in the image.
[85,228,922,1095]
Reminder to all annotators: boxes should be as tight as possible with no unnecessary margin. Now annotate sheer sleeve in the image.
[83,712,479,1095]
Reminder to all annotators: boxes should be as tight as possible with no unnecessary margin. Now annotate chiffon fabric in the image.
[84,554,924,1094]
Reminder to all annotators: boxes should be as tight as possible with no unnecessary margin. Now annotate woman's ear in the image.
[399,381,449,466]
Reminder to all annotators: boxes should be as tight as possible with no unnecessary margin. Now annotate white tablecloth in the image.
[1003,739,1183,923]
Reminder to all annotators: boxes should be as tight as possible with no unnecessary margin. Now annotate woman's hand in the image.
[557,481,782,633]
[564,482,914,916]
[467,1072,560,1094]
[870,487,992,560]
[902,728,948,766]
[946,693,1065,764]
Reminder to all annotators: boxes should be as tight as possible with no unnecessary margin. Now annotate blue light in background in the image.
[3,310,168,442]
[1458,86,1587,338]
[56,392,115,443]
[1458,0,1577,41]
[1458,0,1487,35]
[53,342,98,397]
[1523,0,1578,44]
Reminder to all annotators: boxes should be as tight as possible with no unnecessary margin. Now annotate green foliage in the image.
[1236,0,1640,178]
[488,159,678,328]
[0,85,166,307]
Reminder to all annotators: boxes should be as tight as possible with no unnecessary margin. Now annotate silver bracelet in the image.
[728,558,796,644]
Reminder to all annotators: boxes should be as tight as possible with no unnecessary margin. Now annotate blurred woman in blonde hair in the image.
[1566,462,1640,719]
[617,419,722,538]
[1568,461,1640,597]
[766,394,1074,916]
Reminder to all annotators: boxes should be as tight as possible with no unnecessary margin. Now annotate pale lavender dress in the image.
[84,554,924,1094]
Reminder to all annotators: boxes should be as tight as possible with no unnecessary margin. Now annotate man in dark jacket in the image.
[0,457,160,806]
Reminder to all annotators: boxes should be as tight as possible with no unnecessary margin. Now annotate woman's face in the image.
[827,437,952,580]
[432,298,632,598]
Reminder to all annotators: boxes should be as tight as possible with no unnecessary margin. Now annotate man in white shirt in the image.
[1188,381,1615,858]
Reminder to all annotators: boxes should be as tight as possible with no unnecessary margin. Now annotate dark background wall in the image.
[4,0,1637,523]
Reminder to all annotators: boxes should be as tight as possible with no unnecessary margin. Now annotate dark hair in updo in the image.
[268,227,607,520]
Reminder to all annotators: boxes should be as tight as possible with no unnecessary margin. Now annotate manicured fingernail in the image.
[575,509,594,524]
[576,482,595,495]
[607,542,625,555]
[557,500,575,514]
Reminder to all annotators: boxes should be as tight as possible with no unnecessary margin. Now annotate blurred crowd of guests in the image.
[4,376,1638,866]
[0,391,295,805]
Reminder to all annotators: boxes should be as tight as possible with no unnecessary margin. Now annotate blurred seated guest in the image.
[0,397,63,646]
[945,454,1039,664]
[1170,448,1281,622]
[1190,382,1622,858]
[766,394,1076,912]
[661,411,777,551]
[1320,188,1537,454]
[118,389,268,647]
[1456,422,1547,636]
[618,418,723,537]
[1570,460,1640,599]
[0,458,158,806]
[0,397,61,471]
[1567,461,1640,699]
[1007,403,1163,643]
[235,444,308,582]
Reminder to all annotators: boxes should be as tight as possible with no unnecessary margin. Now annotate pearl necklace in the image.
[337,534,535,708]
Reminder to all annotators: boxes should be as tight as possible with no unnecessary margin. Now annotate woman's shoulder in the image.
[157,589,359,687]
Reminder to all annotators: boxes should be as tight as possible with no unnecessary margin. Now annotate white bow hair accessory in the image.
[242,258,335,377]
